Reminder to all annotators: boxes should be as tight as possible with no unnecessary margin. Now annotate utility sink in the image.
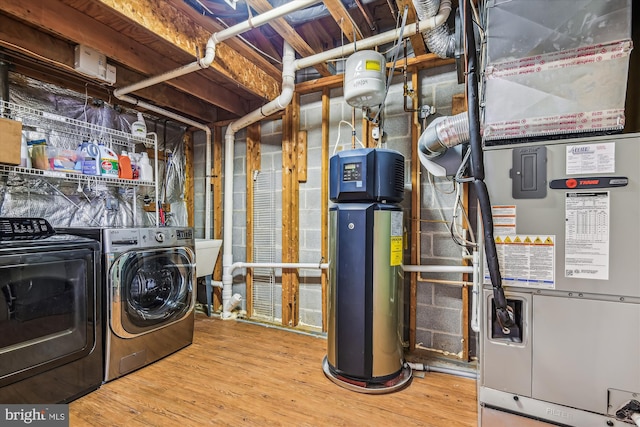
[195,239,222,278]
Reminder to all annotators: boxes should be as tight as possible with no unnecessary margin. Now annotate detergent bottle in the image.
[99,143,119,177]
[139,151,153,181]
[80,140,101,176]
[118,150,133,179]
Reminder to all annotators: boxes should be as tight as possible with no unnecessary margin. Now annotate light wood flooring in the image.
[70,315,478,426]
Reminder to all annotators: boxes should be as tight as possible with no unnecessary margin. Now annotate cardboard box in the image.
[0,117,22,165]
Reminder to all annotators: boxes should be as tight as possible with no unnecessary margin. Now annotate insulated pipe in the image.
[293,0,452,71]
[461,0,512,331]
[221,42,297,319]
[113,93,213,236]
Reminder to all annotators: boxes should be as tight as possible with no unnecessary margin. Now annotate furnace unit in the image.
[480,133,640,426]
[323,147,411,394]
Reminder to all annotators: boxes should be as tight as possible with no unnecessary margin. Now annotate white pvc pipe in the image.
[114,1,319,238]
[473,209,485,333]
[229,262,330,276]
[470,250,481,333]
[114,0,321,98]
[212,0,321,44]
[402,248,481,333]
[114,93,213,237]
[401,264,474,273]
[293,0,451,71]
[221,42,297,319]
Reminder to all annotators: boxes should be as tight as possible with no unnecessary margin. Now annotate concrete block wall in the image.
[415,64,469,357]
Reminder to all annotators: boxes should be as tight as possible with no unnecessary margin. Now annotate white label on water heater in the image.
[564,192,610,280]
[566,142,615,175]
[390,211,403,266]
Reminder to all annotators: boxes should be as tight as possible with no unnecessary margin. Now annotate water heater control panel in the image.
[329,148,404,203]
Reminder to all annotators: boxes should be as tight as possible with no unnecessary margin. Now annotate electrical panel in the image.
[74,44,115,84]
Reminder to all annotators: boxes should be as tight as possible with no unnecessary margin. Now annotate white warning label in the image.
[564,192,609,280]
[483,235,555,288]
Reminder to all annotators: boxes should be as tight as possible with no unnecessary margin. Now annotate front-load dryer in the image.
[60,227,195,381]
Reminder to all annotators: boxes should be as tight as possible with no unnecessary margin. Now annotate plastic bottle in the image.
[80,140,100,176]
[118,150,133,179]
[138,151,153,181]
[99,143,119,177]
[20,133,31,168]
[130,151,139,180]
[131,112,147,139]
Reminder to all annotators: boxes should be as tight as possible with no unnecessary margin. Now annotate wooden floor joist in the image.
[69,315,478,426]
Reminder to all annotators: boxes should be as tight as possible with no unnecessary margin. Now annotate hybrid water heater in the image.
[323,148,412,393]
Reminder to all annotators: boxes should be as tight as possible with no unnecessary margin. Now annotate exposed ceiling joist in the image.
[1,0,257,118]
[86,0,282,101]
[164,0,283,80]
[247,0,334,77]
[0,13,218,123]
[395,0,427,56]
[322,0,364,42]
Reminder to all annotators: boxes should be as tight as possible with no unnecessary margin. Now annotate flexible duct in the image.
[418,112,469,158]
[413,0,456,58]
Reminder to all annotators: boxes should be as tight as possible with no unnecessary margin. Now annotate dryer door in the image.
[109,247,195,338]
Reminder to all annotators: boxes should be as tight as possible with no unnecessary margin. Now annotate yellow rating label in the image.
[390,236,403,266]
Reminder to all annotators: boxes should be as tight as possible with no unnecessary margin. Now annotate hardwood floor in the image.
[70,315,478,426]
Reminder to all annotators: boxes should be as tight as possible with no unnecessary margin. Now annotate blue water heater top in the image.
[329,148,404,203]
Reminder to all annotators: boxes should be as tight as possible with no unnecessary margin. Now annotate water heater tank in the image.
[344,50,386,108]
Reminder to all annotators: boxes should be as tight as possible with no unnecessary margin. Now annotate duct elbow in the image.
[424,25,457,59]
[418,112,470,158]
[413,0,455,59]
